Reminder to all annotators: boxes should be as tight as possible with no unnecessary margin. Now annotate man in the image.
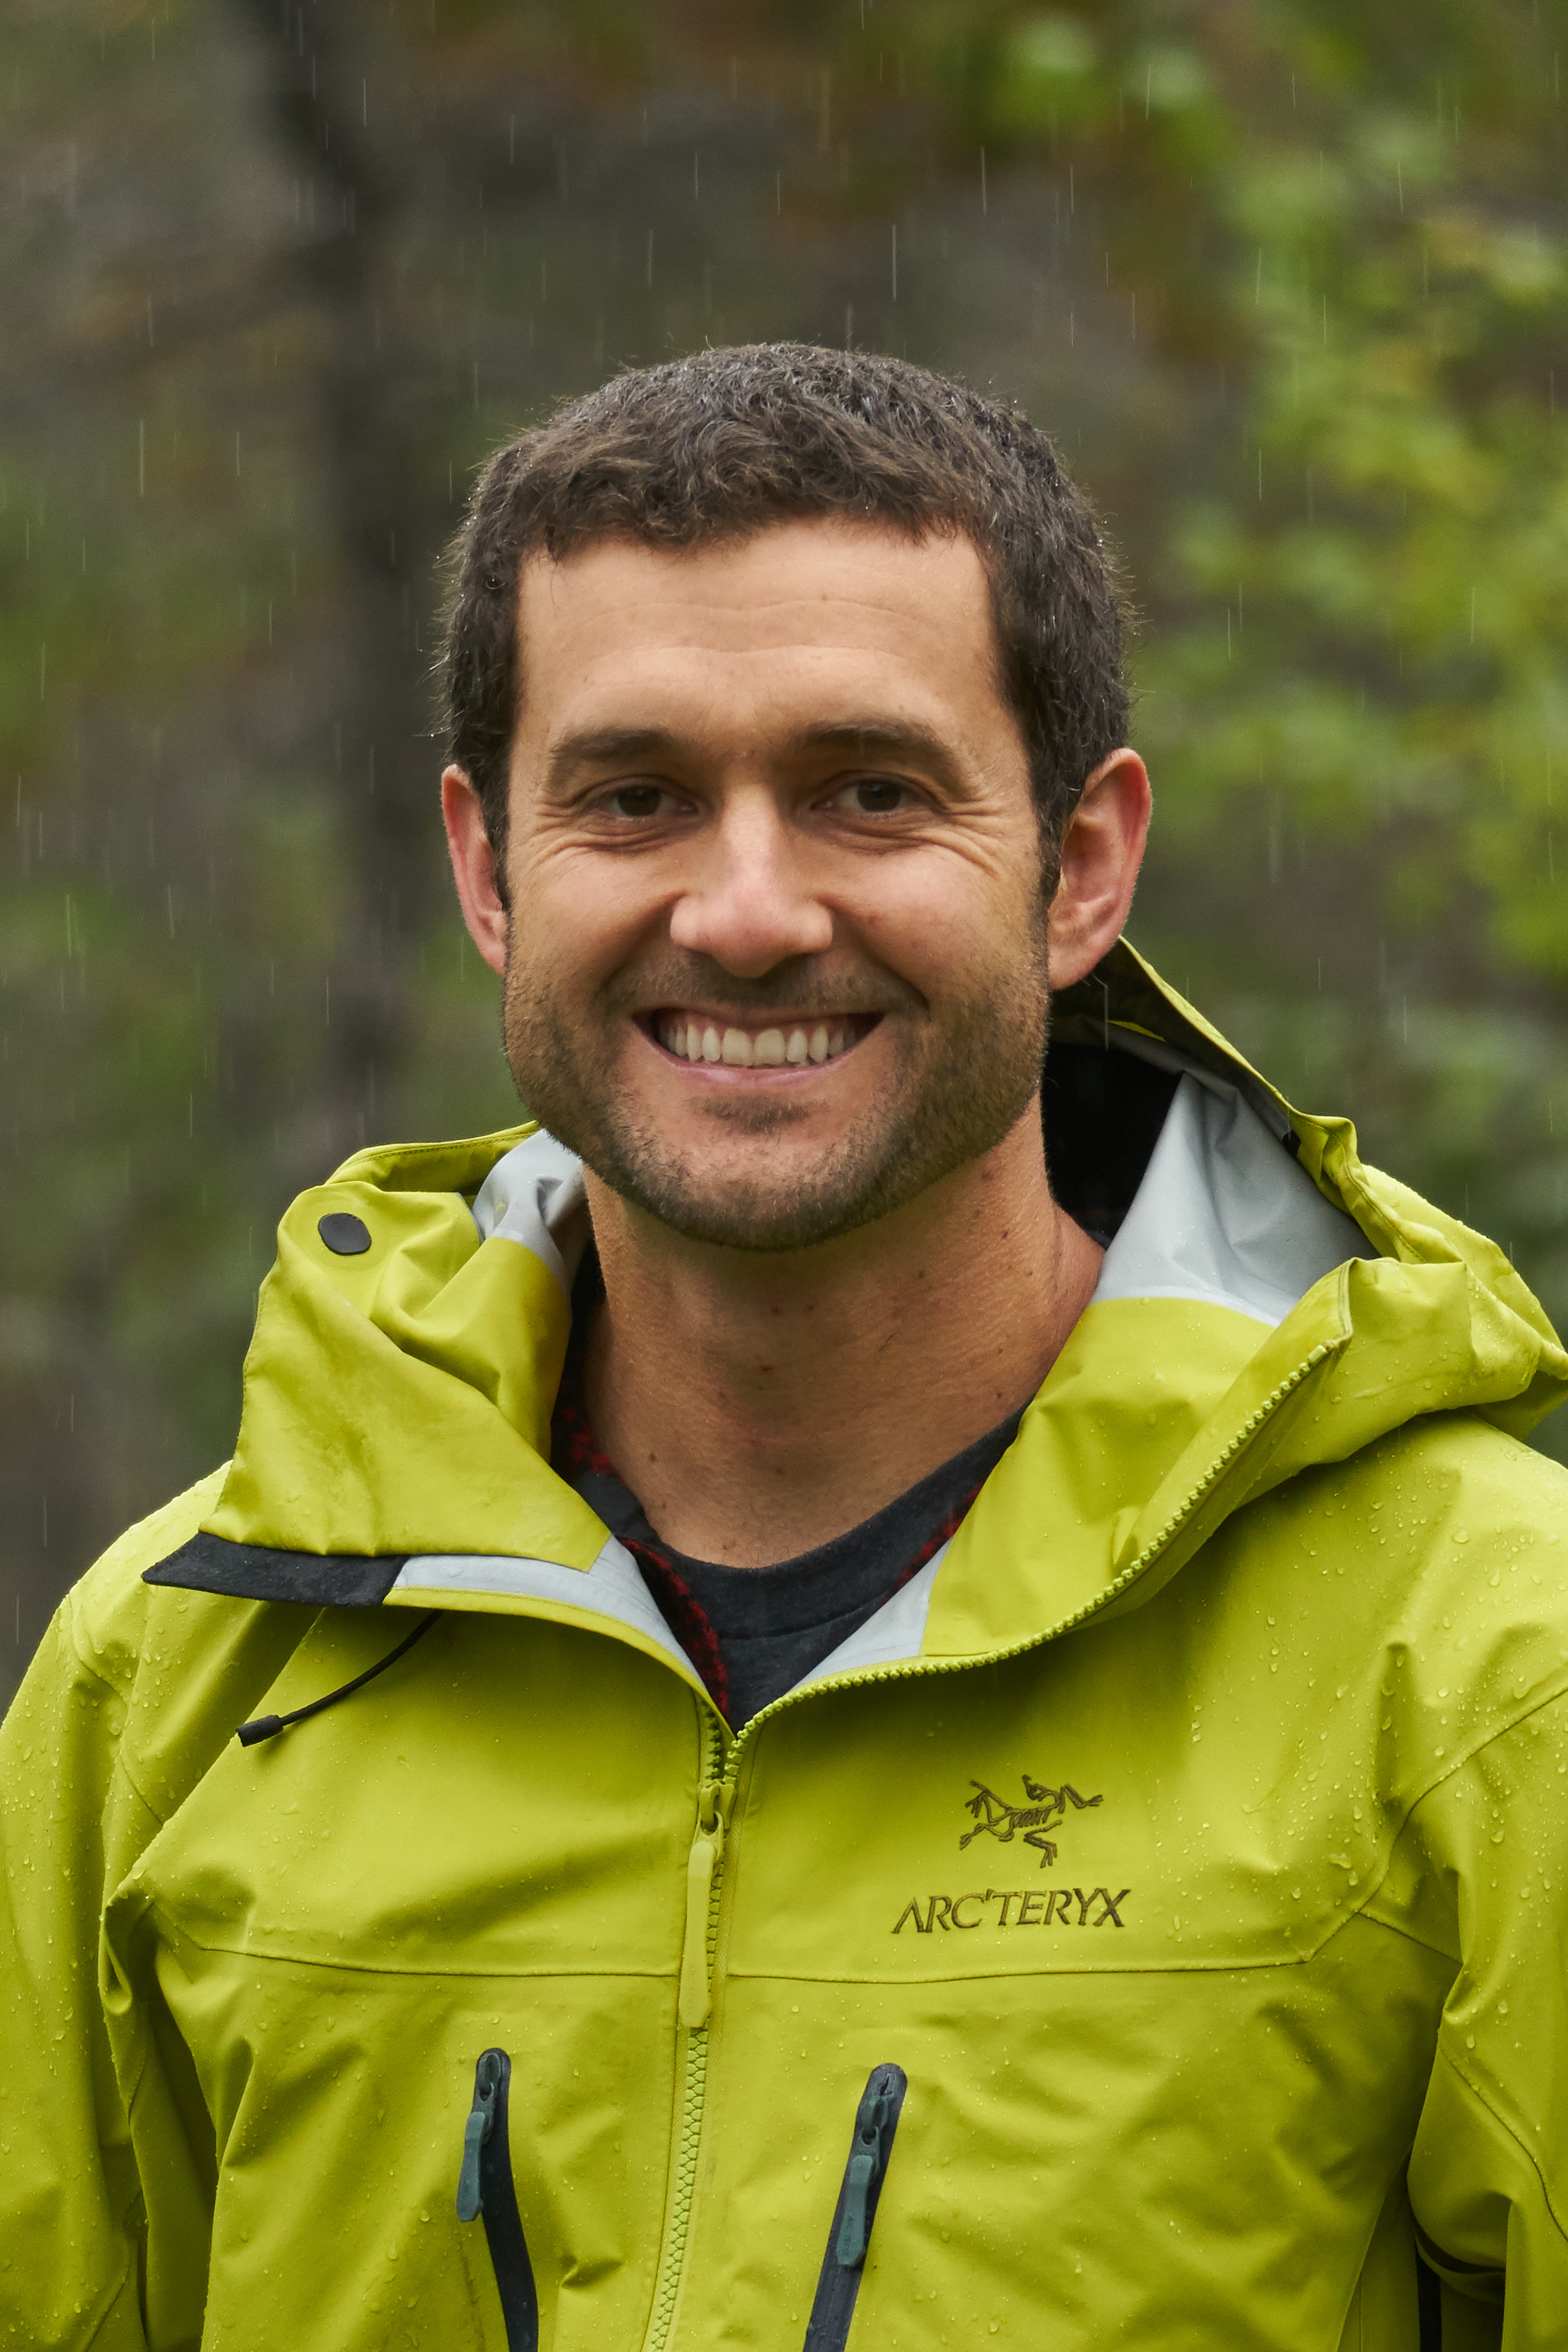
[2,344,1564,2352]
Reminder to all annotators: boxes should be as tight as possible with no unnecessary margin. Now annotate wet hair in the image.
[441,342,1131,874]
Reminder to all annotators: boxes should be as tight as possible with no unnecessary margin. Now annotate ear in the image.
[442,766,509,979]
[1046,750,1152,992]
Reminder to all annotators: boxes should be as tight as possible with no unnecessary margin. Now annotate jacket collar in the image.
[148,943,1567,1672]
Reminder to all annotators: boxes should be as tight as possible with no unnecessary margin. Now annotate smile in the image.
[650,1011,878,1069]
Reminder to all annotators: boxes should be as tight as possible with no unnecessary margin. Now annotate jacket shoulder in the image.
[1313,1412,1568,1738]
[1322,1411,1568,1609]
[65,1466,232,1697]
[1368,1408,1568,1531]
[41,1469,318,1827]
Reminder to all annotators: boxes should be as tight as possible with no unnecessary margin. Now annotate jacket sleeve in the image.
[1403,1691,1568,2350]
[0,1585,161,2347]
[0,1474,307,2352]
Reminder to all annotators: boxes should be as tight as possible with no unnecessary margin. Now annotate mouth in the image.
[646,1009,881,1070]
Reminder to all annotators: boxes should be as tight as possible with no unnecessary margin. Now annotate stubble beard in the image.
[499,928,1052,1255]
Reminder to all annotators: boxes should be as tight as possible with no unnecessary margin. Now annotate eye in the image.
[601,782,681,820]
[830,776,918,816]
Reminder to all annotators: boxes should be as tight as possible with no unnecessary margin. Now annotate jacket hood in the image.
[155,942,1567,1677]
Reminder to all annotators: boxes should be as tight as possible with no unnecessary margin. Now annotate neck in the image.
[581,1106,1103,1565]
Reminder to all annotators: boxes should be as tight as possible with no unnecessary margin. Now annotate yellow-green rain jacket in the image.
[4,945,1567,2352]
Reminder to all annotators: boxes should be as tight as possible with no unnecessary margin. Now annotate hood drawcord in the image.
[235,1609,441,1747]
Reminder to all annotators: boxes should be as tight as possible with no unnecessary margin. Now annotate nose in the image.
[668,793,833,976]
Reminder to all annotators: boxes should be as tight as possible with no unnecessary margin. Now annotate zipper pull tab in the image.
[678,1781,730,2030]
[455,2049,538,2351]
[834,2089,890,2267]
[456,2052,500,2221]
[804,2065,909,2347]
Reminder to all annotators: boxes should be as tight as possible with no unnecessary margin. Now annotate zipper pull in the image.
[455,2049,539,2352]
[678,1780,731,2030]
[803,2065,909,2349]
[834,2087,890,2266]
[456,2049,501,2221]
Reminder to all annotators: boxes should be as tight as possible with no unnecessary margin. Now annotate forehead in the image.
[512,519,1005,731]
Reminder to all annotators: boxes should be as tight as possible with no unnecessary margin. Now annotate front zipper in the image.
[645,1712,729,2352]
[640,1339,1332,2350]
[678,1774,734,2028]
[803,2064,909,2351]
[456,2048,539,2352]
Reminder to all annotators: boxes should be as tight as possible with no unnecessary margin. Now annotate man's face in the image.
[494,518,1053,1252]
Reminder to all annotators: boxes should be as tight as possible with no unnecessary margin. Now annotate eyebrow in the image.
[792,719,961,779]
[543,727,682,791]
[542,716,965,793]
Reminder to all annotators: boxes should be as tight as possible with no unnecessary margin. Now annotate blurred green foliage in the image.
[2,0,1564,1698]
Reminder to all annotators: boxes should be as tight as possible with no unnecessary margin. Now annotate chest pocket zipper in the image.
[802,2063,909,2351]
[456,2049,539,2352]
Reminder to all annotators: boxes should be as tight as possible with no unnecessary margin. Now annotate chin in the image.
[612,1144,927,1253]
[636,1179,835,1254]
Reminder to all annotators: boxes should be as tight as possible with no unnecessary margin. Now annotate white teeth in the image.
[659,1015,862,1065]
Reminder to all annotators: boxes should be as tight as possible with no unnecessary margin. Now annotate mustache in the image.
[603,957,922,1017]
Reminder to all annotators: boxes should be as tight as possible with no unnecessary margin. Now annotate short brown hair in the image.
[442,343,1130,871]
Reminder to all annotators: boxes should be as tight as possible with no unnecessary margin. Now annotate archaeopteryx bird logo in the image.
[959,1776,1103,1868]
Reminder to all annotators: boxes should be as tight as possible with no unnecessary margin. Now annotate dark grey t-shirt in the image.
[555,1394,1023,1727]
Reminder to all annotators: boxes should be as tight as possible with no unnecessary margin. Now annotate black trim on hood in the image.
[144,1531,408,1606]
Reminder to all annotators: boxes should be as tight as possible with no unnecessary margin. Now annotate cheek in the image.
[849,857,1043,990]
[508,846,662,988]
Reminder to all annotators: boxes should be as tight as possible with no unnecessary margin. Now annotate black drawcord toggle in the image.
[236,1610,441,1746]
